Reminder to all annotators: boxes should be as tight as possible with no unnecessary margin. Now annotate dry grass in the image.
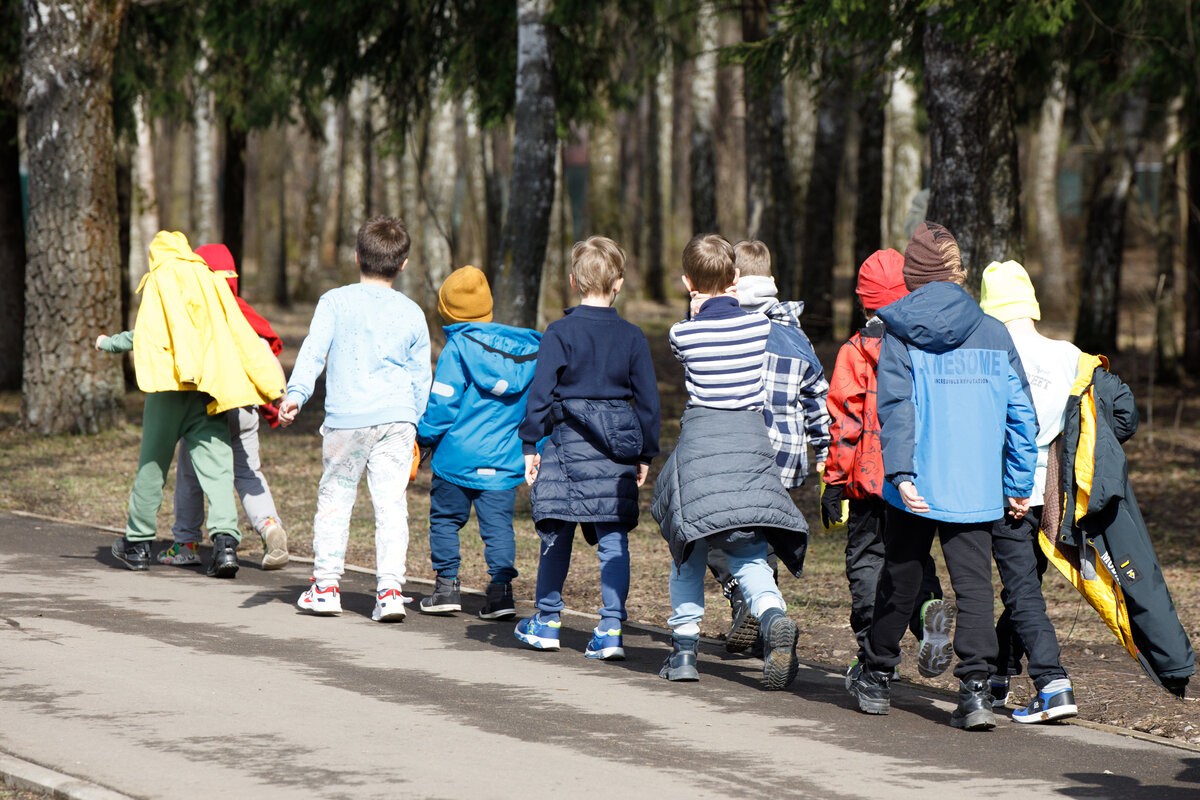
[2,297,1200,742]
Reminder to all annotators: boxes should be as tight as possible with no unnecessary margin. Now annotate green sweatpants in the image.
[125,391,240,543]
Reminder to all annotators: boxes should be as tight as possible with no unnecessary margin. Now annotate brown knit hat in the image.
[903,221,965,290]
[438,265,494,323]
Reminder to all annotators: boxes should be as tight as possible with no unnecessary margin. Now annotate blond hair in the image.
[734,240,771,277]
[682,233,736,294]
[571,236,626,296]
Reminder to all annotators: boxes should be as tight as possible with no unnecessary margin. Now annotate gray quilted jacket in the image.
[652,407,809,576]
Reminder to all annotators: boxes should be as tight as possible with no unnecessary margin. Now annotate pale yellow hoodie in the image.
[132,231,283,414]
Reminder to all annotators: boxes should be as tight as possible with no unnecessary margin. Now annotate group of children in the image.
[104,214,1192,732]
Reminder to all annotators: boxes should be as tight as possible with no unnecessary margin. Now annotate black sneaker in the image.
[206,533,239,578]
[419,576,462,614]
[849,667,891,715]
[950,677,997,731]
[725,584,760,654]
[758,607,799,690]
[659,636,700,682]
[478,581,515,620]
[111,538,151,571]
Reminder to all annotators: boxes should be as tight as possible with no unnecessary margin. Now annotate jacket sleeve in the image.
[416,339,466,447]
[519,327,567,454]
[408,320,433,418]
[100,330,134,353]
[1002,343,1039,498]
[823,340,866,486]
[1107,371,1139,443]
[798,357,831,464]
[877,333,917,487]
[629,330,662,462]
[285,296,334,409]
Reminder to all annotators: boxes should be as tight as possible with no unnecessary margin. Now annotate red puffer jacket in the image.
[824,319,886,499]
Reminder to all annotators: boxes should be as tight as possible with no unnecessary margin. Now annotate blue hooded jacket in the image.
[417,322,542,490]
[876,282,1038,523]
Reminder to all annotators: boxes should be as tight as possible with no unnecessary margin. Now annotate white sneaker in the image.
[372,588,407,622]
[297,581,342,615]
[260,521,289,570]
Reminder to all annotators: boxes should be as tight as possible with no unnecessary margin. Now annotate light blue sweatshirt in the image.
[286,283,432,429]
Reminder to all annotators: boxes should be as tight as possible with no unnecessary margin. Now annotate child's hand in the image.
[897,481,929,514]
[94,335,109,351]
[277,397,300,427]
[524,453,541,486]
[1007,496,1031,519]
[636,462,649,488]
[688,292,711,317]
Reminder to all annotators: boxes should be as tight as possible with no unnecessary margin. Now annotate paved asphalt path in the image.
[1,512,1198,799]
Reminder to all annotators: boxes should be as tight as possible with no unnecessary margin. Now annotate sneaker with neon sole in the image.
[157,542,201,566]
[584,627,625,660]
[514,613,561,650]
[917,598,955,678]
[372,588,407,622]
[297,581,342,615]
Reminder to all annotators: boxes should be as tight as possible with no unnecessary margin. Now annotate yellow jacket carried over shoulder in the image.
[133,231,283,414]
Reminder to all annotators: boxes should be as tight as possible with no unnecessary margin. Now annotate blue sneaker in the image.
[514,614,561,650]
[584,627,625,660]
[1012,678,1077,724]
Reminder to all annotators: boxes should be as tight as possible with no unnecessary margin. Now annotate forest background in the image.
[2,0,1200,743]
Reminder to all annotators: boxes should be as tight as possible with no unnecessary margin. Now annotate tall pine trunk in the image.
[337,80,368,282]
[851,72,886,335]
[644,71,665,302]
[923,25,1022,286]
[689,1,717,235]
[802,63,850,340]
[1033,61,1069,312]
[492,0,555,329]
[0,16,25,391]
[1075,93,1147,354]
[1182,115,1200,371]
[1154,97,1182,381]
[882,63,921,252]
[21,0,127,433]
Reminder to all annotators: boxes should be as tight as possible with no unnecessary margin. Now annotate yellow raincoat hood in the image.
[132,231,283,414]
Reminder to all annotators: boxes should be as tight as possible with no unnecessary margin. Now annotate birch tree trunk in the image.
[1075,94,1148,354]
[191,53,217,244]
[296,99,341,300]
[714,14,745,236]
[337,80,368,282]
[923,25,1022,286]
[128,96,157,292]
[491,0,556,329]
[0,3,25,390]
[1155,96,1183,381]
[689,1,717,235]
[21,0,127,433]
[644,70,665,302]
[418,97,456,303]
[1033,61,1069,310]
[882,64,921,251]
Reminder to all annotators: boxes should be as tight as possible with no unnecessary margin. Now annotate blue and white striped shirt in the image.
[669,296,770,410]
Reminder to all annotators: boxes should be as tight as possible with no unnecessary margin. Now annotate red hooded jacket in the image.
[194,244,284,427]
[824,318,887,499]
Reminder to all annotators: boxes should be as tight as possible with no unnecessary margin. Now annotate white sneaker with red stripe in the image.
[297,581,342,615]
[372,588,407,622]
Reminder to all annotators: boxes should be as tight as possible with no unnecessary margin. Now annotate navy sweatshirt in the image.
[519,305,661,463]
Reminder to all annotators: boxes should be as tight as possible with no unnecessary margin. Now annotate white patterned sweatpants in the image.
[312,422,416,591]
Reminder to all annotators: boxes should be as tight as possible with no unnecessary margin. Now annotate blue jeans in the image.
[668,532,784,635]
[534,520,629,621]
[428,476,518,583]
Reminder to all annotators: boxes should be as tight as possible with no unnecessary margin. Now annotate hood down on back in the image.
[133,231,284,414]
[417,322,542,490]
[874,281,1038,522]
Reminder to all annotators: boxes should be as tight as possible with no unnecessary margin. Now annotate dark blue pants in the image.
[428,476,518,583]
[534,519,629,622]
[992,506,1068,690]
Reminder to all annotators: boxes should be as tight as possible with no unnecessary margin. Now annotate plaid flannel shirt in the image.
[762,301,831,488]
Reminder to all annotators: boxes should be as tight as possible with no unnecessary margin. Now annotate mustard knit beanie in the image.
[438,265,493,324]
[980,260,1040,323]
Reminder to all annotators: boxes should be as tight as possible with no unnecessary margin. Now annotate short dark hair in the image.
[357,216,410,278]
[682,233,735,295]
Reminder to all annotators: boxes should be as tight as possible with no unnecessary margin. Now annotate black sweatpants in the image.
[845,497,942,662]
[865,505,997,682]
[992,506,1068,690]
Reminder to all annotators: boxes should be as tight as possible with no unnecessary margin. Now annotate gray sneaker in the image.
[419,575,462,614]
[260,521,289,570]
